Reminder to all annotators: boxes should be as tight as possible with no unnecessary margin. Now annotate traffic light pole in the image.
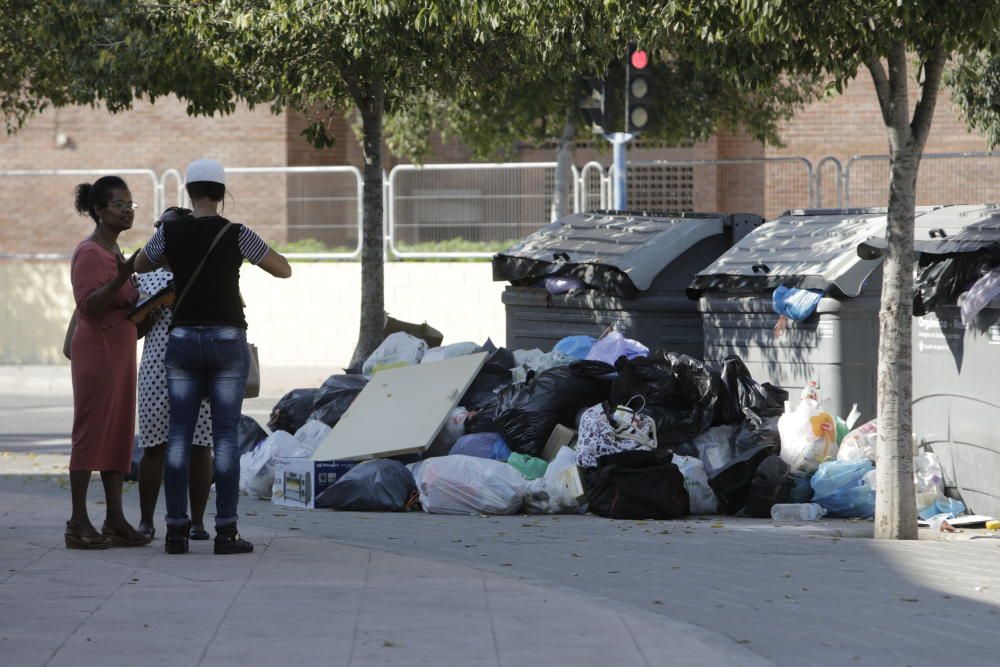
[608,132,633,210]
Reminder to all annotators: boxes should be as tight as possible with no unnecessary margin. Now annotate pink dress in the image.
[69,240,139,473]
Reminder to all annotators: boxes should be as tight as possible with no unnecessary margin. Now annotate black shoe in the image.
[189,527,210,541]
[165,521,190,555]
[214,525,253,555]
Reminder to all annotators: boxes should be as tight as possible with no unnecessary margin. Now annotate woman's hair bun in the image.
[74,183,93,217]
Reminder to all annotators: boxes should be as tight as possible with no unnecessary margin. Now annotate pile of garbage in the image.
[236,327,965,524]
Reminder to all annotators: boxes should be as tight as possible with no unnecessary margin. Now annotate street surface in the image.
[1,367,998,666]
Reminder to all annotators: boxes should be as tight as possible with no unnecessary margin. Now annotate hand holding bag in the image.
[171,221,260,398]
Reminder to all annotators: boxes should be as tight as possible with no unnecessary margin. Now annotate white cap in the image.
[185,158,226,185]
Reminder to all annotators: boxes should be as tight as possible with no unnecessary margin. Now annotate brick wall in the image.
[767,67,993,210]
[2,68,995,257]
[0,98,288,255]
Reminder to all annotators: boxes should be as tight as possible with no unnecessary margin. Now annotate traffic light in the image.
[627,47,651,133]
[579,76,607,134]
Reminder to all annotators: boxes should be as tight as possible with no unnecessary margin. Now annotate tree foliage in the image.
[948,49,1000,149]
[636,0,1000,540]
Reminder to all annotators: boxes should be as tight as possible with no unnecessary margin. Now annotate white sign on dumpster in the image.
[310,352,488,462]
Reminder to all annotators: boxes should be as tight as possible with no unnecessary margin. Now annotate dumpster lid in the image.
[493,210,741,298]
[857,204,1000,258]
[688,208,910,299]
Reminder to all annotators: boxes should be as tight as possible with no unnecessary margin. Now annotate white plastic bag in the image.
[362,332,428,378]
[914,450,946,509]
[672,455,718,514]
[691,425,735,477]
[239,437,276,498]
[778,399,839,474]
[523,446,585,514]
[421,341,480,364]
[240,431,301,499]
[426,407,471,457]
[291,420,332,457]
[837,419,878,462]
[409,455,527,515]
[239,425,330,500]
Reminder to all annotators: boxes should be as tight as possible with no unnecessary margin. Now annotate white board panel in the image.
[310,352,488,462]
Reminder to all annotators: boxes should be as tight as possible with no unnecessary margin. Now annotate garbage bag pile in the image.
[913,248,1000,318]
[240,326,968,527]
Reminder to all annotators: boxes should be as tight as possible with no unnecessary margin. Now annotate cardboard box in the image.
[541,425,577,462]
[270,457,358,509]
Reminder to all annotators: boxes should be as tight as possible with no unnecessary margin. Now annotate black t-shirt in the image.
[143,215,269,329]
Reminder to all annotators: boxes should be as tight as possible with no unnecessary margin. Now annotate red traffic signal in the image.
[630,49,648,70]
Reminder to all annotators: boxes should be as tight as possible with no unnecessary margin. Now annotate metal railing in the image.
[386,162,559,258]
[216,166,363,259]
[844,151,1000,208]
[6,152,1000,260]
[815,156,844,209]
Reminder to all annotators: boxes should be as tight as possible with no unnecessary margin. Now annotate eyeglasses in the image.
[107,201,139,211]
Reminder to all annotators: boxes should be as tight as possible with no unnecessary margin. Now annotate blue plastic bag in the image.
[810,459,876,518]
[918,497,966,520]
[449,432,512,462]
[773,285,825,321]
[553,335,598,359]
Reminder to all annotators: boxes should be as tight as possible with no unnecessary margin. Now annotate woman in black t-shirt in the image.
[136,159,291,555]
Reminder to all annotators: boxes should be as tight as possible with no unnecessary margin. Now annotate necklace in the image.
[90,231,119,255]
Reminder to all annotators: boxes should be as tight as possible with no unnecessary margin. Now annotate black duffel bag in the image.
[585,450,689,520]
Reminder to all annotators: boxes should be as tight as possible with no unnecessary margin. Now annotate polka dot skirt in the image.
[137,269,213,449]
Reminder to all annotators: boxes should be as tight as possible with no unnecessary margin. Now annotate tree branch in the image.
[886,41,910,131]
[911,43,947,156]
[866,56,893,127]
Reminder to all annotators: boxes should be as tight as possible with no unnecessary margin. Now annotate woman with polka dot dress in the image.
[136,208,214,541]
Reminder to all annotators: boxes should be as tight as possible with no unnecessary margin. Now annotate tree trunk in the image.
[875,146,919,540]
[349,81,386,370]
[550,104,577,221]
[868,43,946,540]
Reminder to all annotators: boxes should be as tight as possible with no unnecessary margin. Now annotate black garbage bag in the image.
[611,352,723,445]
[708,443,775,515]
[314,459,416,511]
[465,393,501,434]
[585,450,689,519]
[309,375,368,427]
[743,454,794,518]
[914,250,1000,316]
[461,346,516,410]
[238,415,268,456]
[494,362,612,457]
[268,388,319,434]
[730,411,781,455]
[718,356,787,423]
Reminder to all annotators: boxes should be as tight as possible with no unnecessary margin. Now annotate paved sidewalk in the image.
[0,471,767,667]
[2,462,1000,667]
[2,366,999,666]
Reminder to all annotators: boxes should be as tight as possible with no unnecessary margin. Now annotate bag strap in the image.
[172,221,233,315]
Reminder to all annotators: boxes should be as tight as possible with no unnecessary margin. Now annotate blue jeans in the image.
[164,326,249,528]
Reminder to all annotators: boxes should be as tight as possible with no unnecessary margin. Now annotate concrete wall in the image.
[0,262,507,369]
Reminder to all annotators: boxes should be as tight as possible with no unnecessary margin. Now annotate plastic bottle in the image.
[770,503,827,521]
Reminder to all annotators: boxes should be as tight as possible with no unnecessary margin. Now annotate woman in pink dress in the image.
[66,176,150,549]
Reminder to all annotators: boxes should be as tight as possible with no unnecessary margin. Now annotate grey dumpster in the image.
[861,204,1000,515]
[686,208,936,421]
[493,210,763,355]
